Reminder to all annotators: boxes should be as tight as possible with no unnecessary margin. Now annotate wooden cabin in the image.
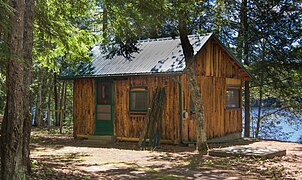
[61,33,252,144]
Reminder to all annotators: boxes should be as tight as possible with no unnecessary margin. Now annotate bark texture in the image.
[256,79,263,138]
[102,0,108,40]
[179,11,207,152]
[241,0,250,138]
[1,0,34,178]
[22,0,35,173]
[1,0,26,178]
[54,73,59,126]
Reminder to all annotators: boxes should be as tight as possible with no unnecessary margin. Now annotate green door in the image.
[95,80,113,135]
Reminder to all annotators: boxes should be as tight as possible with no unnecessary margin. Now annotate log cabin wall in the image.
[72,37,247,143]
[181,38,244,142]
[73,76,181,142]
[114,76,181,142]
[73,79,95,137]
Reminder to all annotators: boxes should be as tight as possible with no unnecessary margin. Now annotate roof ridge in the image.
[138,33,212,43]
[139,36,174,43]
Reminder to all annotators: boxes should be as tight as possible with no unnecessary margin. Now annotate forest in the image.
[0,0,301,179]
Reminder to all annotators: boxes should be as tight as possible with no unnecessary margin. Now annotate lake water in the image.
[243,108,302,143]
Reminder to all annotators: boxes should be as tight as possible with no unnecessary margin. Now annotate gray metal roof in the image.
[60,33,252,79]
[90,33,211,76]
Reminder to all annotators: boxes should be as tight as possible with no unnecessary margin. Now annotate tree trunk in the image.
[240,0,250,138]
[102,0,108,40]
[40,69,48,124]
[36,70,43,127]
[22,0,34,173]
[1,2,26,179]
[186,65,207,152]
[59,81,65,133]
[34,93,39,126]
[60,81,65,113]
[63,82,68,125]
[53,72,60,126]
[255,80,263,138]
[47,81,52,127]
[1,0,29,178]
[244,82,250,137]
[178,10,207,152]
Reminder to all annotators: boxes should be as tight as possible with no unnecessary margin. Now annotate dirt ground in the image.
[29,130,302,179]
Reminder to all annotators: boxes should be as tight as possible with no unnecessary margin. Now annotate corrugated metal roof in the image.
[60,33,252,79]
[90,33,211,76]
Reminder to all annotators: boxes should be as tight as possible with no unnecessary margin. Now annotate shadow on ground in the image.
[30,130,253,153]
[29,130,295,179]
[30,150,285,179]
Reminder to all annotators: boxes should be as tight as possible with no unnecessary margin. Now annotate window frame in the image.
[96,81,112,105]
[129,88,148,113]
[225,86,241,110]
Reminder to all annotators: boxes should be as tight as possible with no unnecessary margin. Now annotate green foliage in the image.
[0,0,299,137]
[201,1,302,131]
[100,0,172,59]
[100,0,301,139]
[0,0,14,32]
[33,0,98,72]
[0,0,14,71]
[28,0,100,128]
[99,0,212,59]
[31,159,39,169]
[247,0,302,114]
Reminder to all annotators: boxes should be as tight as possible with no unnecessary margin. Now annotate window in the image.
[129,89,148,112]
[97,81,111,105]
[226,87,240,109]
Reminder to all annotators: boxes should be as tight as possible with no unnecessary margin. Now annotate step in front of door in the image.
[82,135,115,145]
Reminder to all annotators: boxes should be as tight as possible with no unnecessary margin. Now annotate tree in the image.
[1,0,34,179]
[238,0,250,138]
[0,1,14,114]
[99,0,208,151]
[173,1,207,152]
[200,0,301,139]
[32,0,97,127]
[209,0,252,138]
[101,0,301,145]
[176,0,207,152]
[247,0,302,138]
[1,0,96,177]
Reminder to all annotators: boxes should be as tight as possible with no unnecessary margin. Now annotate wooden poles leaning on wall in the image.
[139,87,166,149]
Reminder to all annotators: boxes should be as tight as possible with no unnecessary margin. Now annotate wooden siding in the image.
[73,79,95,137]
[182,76,242,141]
[224,78,242,135]
[226,78,241,86]
[194,39,244,79]
[73,38,245,143]
[181,38,243,142]
[114,76,181,142]
[182,76,227,141]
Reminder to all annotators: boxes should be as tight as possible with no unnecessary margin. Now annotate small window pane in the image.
[97,113,111,120]
[97,105,111,113]
[130,91,147,112]
[226,88,240,109]
[97,82,111,104]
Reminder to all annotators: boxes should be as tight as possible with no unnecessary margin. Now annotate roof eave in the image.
[58,71,184,80]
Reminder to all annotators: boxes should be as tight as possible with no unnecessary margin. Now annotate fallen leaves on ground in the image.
[28,129,302,179]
